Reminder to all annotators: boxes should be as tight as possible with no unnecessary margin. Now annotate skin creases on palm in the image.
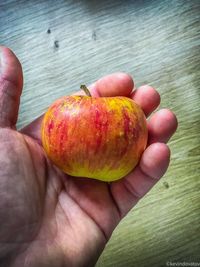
[0,127,115,266]
[0,128,45,260]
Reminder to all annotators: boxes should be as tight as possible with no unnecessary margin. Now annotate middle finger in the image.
[131,85,160,117]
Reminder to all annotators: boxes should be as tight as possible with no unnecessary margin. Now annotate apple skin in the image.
[41,95,148,182]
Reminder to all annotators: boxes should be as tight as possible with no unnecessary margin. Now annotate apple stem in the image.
[80,84,92,97]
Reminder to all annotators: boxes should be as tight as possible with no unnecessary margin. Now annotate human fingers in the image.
[148,109,178,144]
[73,72,134,97]
[131,85,160,117]
[110,143,170,218]
[0,46,23,128]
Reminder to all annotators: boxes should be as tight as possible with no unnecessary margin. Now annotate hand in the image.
[0,46,177,267]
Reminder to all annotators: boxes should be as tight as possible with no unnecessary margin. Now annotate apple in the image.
[41,85,148,182]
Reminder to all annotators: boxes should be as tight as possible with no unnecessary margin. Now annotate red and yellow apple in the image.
[41,86,147,182]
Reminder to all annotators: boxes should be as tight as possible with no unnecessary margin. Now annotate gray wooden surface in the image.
[0,0,200,266]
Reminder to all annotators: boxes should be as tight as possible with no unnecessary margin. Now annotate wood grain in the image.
[0,0,200,266]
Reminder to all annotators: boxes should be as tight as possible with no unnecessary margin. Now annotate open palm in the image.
[0,47,177,267]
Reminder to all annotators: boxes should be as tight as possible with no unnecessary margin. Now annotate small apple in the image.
[41,85,147,182]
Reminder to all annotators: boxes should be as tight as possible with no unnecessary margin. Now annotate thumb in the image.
[0,46,23,128]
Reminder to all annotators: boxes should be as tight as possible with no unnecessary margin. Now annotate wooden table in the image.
[1,1,199,266]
